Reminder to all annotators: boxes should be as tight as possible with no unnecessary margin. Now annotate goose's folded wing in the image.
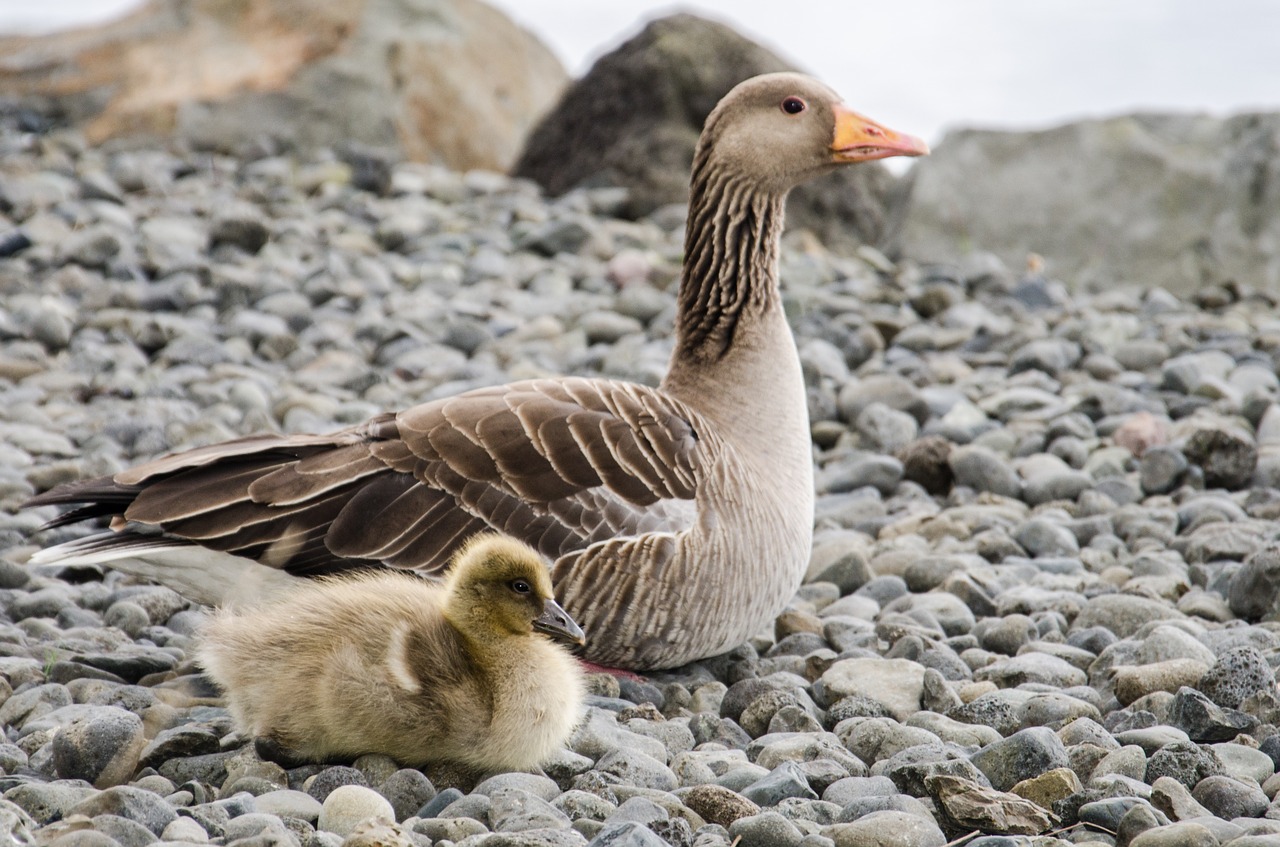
[27,377,703,575]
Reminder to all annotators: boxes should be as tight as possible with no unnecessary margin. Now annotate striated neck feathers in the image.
[674,151,787,362]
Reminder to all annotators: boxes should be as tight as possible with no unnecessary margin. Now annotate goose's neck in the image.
[672,165,787,363]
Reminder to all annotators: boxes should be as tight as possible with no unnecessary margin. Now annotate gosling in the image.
[197,534,587,771]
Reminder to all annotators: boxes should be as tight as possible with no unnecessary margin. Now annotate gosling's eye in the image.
[781,97,807,115]
[510,579,532,595]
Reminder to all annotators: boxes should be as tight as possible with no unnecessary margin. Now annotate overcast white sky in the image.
[4,0,1278,146]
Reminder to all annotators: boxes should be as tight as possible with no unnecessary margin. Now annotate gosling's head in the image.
[444,534,586,646]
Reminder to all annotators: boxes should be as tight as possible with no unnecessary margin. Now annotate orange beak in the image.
[831,103,930,163]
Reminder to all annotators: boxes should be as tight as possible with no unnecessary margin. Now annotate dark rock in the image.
[1184,427,1257,489]
[52,707,145,788]
[877,742,992,797]
[306,765,370,802]
[1140,447,1189,495]
[1167,686,1258,742]
[69,651,178,684]
[156,750,237,786]
[379,768,435,822]
[1076,796,1153,833]
[740,762,818,807]
[1229,544,1280,620]
[1144,741,1225,790]
[210,213,269,254]
[1198,646,1276,709]
[896,436,954,495]
[417,786,465,818]
[969,728,1069,792]
[1190,773,1269,819]
[138,725,222,770]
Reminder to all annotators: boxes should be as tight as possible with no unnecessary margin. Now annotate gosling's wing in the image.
[28,377,703,576]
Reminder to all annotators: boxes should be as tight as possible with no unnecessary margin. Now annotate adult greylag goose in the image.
[199,534,586,770]
[27,72,927,670]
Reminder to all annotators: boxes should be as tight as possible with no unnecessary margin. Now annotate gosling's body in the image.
[198,536,585,771]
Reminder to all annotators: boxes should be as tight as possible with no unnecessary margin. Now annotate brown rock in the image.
[1112,659,1211,706]
[0,0,566,171]
[680,784,760,828]
[513,13,899,252]
[927,774,1056,836]
[897,435,954,495]
[1010,767,1082,810]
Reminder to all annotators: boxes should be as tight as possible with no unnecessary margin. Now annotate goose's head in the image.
[697,71,929,194]
[444,534,586,646]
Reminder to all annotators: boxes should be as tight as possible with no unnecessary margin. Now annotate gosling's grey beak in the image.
[533,598,586,646]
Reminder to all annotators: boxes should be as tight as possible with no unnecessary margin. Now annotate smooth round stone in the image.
[974,615,1037,656]
[724,811,804,847]
[824,809,946,847]
[253,789,322,823]
[837,719,939,767]
[1071,594,1185,639]
[317,785,395,836]
[1128,821,1217,847]
[856,404,919,454]
[904,713,1001,749]
[378,769,436,822]
[474,772,562,802]
[222,812,297,843]
[1112,659,1210,706]
[1210,742,1276,784]
[595,749,677,791]
[947,445,1022,498]
[160,816,209,842]
[816,659,925,720]
[1137,625,1216,666]
[1191,773,1269,818]
[1113,726,1191,756]
[1090,745,1147,783]
[972,653,1086,688]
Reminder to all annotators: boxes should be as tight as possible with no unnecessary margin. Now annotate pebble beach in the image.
[4,119,1280,847]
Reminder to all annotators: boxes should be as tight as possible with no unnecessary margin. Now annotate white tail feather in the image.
[29,539,301,607]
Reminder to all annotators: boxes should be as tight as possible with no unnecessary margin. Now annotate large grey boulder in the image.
[0,0,567,171]
[896,113,1280,294]
[513,13,899,251]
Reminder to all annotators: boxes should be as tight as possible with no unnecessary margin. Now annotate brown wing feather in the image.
[28,378,704,577]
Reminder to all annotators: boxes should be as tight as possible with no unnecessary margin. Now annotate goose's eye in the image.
[510,579,532,595]
[781,97,807,115]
